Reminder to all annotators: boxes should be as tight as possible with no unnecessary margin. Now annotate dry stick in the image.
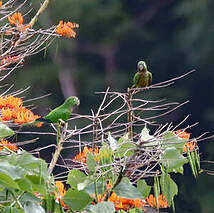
[127,88,133,139]
[91,110,98,148]
[29,0,50,28]
[92,87,110,147]
[48,123,67,174]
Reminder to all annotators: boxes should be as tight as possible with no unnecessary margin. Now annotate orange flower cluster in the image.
[174,130,196,152]
[0,56,24,68]
[73,146,99,163]
[109,193,145,211]
[55,181,67,207]
[0,139,18,152]
[55,21,79,38]
[8,12,31,32]
[0,1,2,8]
[90,192,145,211]
[91,182,145,211]
[146,194,168,208]
[0,96,42,126]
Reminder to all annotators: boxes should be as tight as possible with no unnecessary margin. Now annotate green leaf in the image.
[108,132,118,151]
[160,173,178,207]
[20,192,41,203]
[0,124,15,139]
[140,126,155,146]
[194,149,201,171]
[160,147,188,172]
[87,153,97,173]
[3,207,24,213]
[161,131,187,151]
[154,175,160,209]
[0,172,19,189]
[114,139,135,158]
[137,180,151,199]
[67,169,87,190]
[16,178,33,192]
[128,208,143,213]
[187,148,197,178]
[140,126,153,141]
[0,160,24,180]
[14,152,46,169]
[114,180,142,199]
[24,201,45,213]
[89,201,115,213]
[118,210,126,213]
[173,166,184,174]
[98,144,113,163]
[85,181,106,195]
[62,189,93,211]
[26,175,46,194]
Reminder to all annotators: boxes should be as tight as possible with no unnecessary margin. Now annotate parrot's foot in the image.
[59,119,65,124]
[58,119,68,129]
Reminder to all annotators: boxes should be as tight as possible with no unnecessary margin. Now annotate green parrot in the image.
[21,96,80,126]
[131,61,152,88]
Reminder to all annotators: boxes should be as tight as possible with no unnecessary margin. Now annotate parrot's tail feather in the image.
[36,118,52,123]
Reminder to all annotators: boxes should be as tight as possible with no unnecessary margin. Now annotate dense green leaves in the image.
[62,189,93,211]
[24,201,45,213]
[161,131,187,151]
[0,124,14,139]
[137,180,151,199]
[3,207,24,213]
[0,172,19,189]
[67,169,87,189]
[87,153,97,173]
[89,201,115,213]
[160,173,178,208]
[160,147,188,173]
[114,179,142,199]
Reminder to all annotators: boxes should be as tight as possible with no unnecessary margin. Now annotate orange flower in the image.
[174,130,196,152]
[0,96,23,109]
[13,107,40,125]
[0,1,2,8]
[146,194,168,208]
[8,12,31,32]
[1,108,14,121]
[55,181,67,207]
[73,146,99,163]
[174,130,190,139]
[0,56,24,67]
[0,139,18,151]
[0,95,42,126]
[108,192,145,211]
[8,12,23,26]
[90,193,106,204]
[55,20,79,38]
[108,192,124,210]
[183,140,196,152]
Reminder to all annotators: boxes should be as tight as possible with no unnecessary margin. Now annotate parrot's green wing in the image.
[132,72,140,88]
[44,106,71,123]
[148,71,152,85]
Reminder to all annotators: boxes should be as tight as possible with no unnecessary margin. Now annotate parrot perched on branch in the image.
[21,96,80,126]
[131,61,152,88]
